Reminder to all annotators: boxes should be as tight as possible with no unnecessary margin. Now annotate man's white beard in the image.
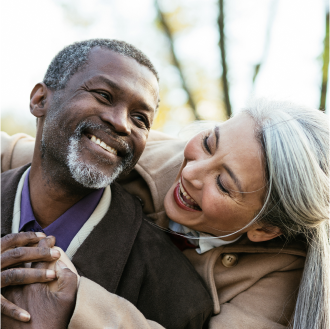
[67,135,125,189]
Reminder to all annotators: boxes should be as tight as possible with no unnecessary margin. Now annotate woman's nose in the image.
[182,160,204,190]
[100,107,131,136]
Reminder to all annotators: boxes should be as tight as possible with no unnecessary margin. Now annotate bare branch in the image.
[319,10,329,112]
[218,0,231,118]
[154,0,200,120]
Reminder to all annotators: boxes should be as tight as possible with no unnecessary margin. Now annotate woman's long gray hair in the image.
[242,99,329,329]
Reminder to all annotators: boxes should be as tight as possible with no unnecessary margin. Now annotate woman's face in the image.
[164,113,267,240]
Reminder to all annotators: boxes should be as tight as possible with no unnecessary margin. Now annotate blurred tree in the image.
[217,0,231,118]
[319,9,329,111]
[154,0,200,120]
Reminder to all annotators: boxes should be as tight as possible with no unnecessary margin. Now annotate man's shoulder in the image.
[1,163,30,197]
[131,218,213,327]
[1,164,30,236]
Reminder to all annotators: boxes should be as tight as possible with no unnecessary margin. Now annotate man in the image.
[1,39,213,328]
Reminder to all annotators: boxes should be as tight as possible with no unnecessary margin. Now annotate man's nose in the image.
[100,107,131,136]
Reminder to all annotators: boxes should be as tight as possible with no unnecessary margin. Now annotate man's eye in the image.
[98,92,111,101]
[132,114,149,128]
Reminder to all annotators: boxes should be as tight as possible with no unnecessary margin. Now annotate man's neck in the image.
[28,161,94,229]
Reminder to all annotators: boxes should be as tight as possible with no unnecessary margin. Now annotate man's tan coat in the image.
[1,131,306,329]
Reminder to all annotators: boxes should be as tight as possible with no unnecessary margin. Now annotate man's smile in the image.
[88,134,117,155]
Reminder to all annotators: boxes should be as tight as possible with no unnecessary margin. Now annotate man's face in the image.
[41,48,159,188]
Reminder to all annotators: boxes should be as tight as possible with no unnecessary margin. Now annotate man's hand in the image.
[1,232,61,321]
[2,260,78,329]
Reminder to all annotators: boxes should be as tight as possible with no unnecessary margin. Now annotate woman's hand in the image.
[1,232,61,321]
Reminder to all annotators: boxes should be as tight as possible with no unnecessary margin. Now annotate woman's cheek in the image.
[203,197,233,227]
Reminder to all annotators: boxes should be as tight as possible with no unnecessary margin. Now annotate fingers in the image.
[1,268,56,288]
[55,261,78,296]
[31,236,57,270]
[1,295,30,322]
[37,236,56,249]
[1,247,60,270]
[1,232,46,252]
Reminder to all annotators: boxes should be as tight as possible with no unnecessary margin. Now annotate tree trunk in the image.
[155,0,200,119]
[319,10,329,111]
[218,0,231,118]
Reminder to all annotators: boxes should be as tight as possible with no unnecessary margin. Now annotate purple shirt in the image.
[19,169,104,251]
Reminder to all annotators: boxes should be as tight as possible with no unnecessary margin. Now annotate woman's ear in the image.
[247,224,282,242]
[30,83,50,118]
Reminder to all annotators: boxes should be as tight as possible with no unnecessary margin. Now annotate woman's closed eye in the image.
[217,176,229,195]
[203,134,211,154]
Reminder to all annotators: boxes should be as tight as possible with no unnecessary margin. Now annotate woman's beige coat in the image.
[1,131,306,329]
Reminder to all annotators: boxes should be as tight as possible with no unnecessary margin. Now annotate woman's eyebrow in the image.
[215,125,243,194]
[223,163,243,194]
[215,125,220,149]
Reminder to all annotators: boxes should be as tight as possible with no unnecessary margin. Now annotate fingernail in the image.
[46,270,56,279]
[57,260,68,269]
[50,249,60,258]
[35,232,46,237]
[20,312,30,321]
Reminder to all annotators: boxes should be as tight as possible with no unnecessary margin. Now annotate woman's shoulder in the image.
[184,236,306,323]
[1,131,35,172]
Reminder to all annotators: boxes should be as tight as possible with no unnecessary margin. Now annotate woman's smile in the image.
[173,177,202,212]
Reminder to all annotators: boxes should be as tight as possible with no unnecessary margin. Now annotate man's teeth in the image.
[90,135,117,155]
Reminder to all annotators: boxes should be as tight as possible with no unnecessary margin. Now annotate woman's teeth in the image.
[179,179,200,210]
[90,135,117,155]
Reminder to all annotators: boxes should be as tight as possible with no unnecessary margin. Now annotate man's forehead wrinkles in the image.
[96,60,159,98]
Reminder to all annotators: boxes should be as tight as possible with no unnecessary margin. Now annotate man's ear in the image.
[30,83,50,118]
[247,224,282,242]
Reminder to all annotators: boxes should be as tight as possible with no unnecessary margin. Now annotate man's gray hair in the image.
[43,39,159,90]
[242,99,329,329]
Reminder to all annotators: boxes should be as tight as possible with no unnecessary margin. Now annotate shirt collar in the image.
[20,168,104,251]
[168,220,242,254]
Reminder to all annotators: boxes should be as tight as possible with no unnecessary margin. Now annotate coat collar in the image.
[71,182,143,293]
[1,164,31,236]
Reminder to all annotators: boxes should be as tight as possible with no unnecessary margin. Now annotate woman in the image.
[1,99,329,328]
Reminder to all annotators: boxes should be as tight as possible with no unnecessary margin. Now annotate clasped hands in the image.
[1,232,78,328]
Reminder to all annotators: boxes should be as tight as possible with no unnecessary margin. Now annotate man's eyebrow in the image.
[96,76,121,91]
[94,76,155,113]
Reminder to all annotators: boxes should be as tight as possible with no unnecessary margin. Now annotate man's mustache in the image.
[73,120,133,158]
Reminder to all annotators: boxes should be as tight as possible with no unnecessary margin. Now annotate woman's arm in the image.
[45,248,165,328]
[0,130,176,173]
[1,132,34,172]
[69,277,165,329]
